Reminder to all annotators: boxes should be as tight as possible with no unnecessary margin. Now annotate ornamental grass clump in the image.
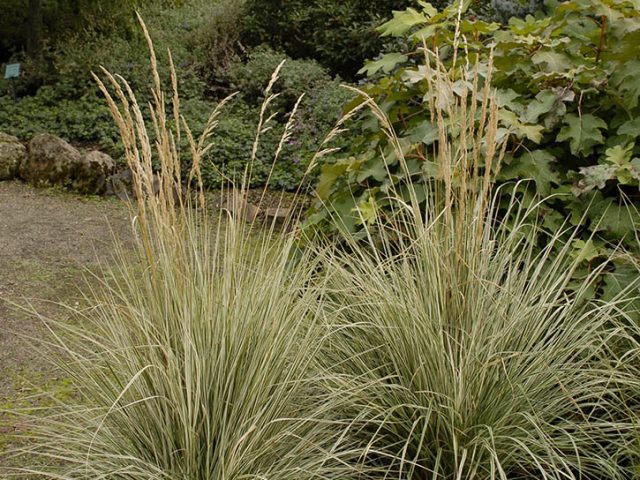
[316,43,640,479]
[2,17,351,480]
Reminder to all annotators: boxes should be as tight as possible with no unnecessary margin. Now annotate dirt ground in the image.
[0,181,132,469]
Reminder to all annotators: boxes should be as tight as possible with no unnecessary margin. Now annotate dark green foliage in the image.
[0,1,353,192]
[0,89,121,154]
[307,0,640,302]
[3,45,351,192]
[0,0,139,92]
[225,46,333,111]
[189,47,353,190]
[189,0,245,95]
[480,0,547,23]
[0,0,556,193]
[190,101,277,189]
[168,45,353,191]
[0,0,213,139]
[240,0,446,79]
[238,0,547,78]
[0,2,209,160]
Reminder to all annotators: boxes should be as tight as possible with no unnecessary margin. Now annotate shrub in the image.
[198,102,283,188]
[0,88,121,154]
[240,0,428,79]
[1,23,353,191]
[238,0,548,79]
[189,0,246,94]
[0,0,215,152]
[307,0,640,300]
[225,46,332,111]
[479,0,547,23]
[0,0,138,92]
[183,99,318,191]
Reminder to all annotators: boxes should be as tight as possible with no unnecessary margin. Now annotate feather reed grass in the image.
[316,44,640,479]
[1,16,352,480]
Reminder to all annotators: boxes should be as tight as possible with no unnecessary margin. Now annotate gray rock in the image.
[262,206,292,221]
[0,133,26,181]
[19,134,116,195]
[74,150,116,195]
[105,168,135,201]
[20,134,82,187]
[106,168,187,203]
[219,193,260,222]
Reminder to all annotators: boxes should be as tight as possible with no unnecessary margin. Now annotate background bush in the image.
[480,0,547,23]
[188,0,245,95]
[239,0,423,79]
[0,0,554,192]
[0,0,354,190]
[0,0,215,158]
[195,87,354,191]
[226,46,332,111]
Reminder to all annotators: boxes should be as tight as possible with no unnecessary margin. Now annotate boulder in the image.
[20,133,83,187]
[0,133,26,181]
[105,167,135,200]
[105,168,160,201]
[219,193,261,222]
[74,150,116,195]
[19,134,116,195]
[262,206,293,224]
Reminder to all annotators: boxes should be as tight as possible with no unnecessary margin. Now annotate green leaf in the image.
[354,196,379,225]
[499,109,544,143]
[601,258,640,304]
[406,121,439,146]
[604,143,634,166]
[316,161,349,199]
[330,194,359,234]
[617,117,640,138]
[509,14,550,35]
[378,8,428,37]
[356,158,388,182]
[570,239,602,263]
[402,65,428,84]
[417,1,438,17]
[358,52,408,76]
[610,60,640,109]
[574,164,617,194]
[498,150,560,195]
[556,114,607,156]
[459,19,500,34]
[587,196,640,238]
[495,89,523,113]
[410,24,439,41]
[523,90,557,124]
[631,158,640,182]
[540,207,565,232]
[531,51,572,73]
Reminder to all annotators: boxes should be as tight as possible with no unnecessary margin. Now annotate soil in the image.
[0,181,132,471]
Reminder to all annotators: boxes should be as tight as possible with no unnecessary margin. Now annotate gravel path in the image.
[0,181,131,471]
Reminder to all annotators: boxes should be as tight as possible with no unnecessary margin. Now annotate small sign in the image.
[4,63,20,80]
